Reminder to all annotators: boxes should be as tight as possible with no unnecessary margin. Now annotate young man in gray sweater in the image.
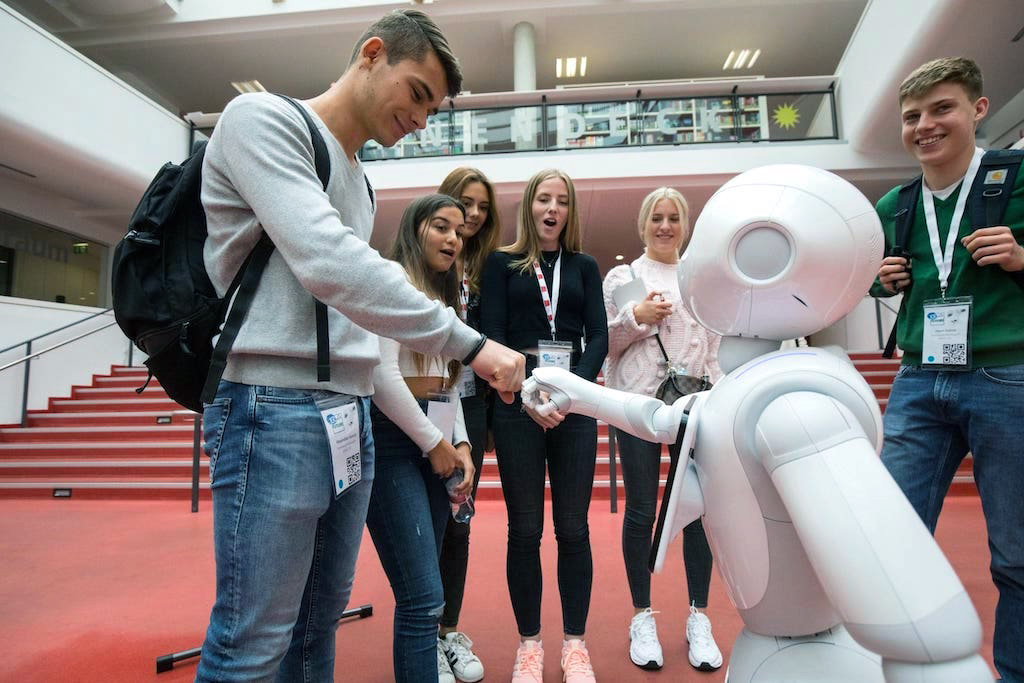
[195,10,524,681]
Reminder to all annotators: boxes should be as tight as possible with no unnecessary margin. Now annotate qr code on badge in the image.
[942,343,967,364]
[346,452,361,485]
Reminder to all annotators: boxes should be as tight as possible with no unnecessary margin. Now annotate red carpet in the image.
[0,497,995,682]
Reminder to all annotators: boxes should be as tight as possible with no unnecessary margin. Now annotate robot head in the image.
[679,165,883,340]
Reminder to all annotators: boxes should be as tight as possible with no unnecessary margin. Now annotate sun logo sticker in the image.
[772,103,800,129]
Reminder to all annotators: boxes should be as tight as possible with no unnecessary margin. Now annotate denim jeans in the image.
[881,363,1024,683]
[492,395,597,637]
[364,402,450,683]
[616,429,713,609]
[195,381,374,683]
[438,393,487,628]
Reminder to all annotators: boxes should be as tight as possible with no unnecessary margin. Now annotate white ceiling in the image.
[3,0,1024,272]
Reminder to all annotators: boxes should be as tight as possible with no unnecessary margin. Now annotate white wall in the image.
[0,296,134,425]
[814,293,902,352]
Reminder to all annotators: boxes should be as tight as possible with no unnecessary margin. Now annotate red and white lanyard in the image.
[922,146,983,297]
[459,275,470,321]
[532,250,562,340]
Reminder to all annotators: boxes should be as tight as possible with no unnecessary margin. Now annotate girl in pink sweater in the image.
[602,187,723,673]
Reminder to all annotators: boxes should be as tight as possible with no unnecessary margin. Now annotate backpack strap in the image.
[200,95,333,404]
[882,177,921,359]
[971,149,1024,292]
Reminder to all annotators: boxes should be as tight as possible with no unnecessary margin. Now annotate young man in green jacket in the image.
[871,56,1024,682]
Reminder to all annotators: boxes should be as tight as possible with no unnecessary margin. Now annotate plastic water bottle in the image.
[445,469,475,524]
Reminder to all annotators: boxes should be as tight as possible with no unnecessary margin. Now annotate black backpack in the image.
[882,148,1024,358]
[111,95,336,412]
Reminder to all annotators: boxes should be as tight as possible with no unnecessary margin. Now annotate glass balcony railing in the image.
[358,89,836,161]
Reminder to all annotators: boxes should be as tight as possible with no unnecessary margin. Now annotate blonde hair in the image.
[637,187,691,255]
[437,167,501,293]
[501,169,583,273]
[899,57,983,104]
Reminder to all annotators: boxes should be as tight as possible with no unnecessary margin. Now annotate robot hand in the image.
[524,367,685,444]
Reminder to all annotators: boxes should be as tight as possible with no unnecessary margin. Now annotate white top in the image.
[371,335,469,453]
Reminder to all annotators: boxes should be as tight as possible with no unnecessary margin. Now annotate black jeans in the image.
[438,392,488,628]
[616,429,712,609]
[492,395,597,637]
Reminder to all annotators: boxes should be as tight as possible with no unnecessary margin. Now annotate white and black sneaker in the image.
[437,640,456,683]
[629,608,664,670]
[685,605,723,671]
[440,631,484,682]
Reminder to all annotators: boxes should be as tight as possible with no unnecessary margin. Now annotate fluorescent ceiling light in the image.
[556,58,562,78]
[556,56,587,78]
[580,56,587,77]
[748,49,761,68]
[231,80,267,94]
[734,49,750,69]
[566,57,577,78]
[723,50,735,70]
[724,48,761,70]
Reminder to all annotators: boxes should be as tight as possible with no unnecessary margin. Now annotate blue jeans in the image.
[881,363,1024,683]
[364,402,450,683]
[492,395,597,637]
[616,429,713,609]
[196,381,375,683]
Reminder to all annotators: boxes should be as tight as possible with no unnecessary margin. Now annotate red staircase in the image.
[0,354,976,500]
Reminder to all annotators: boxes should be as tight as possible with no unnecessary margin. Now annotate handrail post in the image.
[875,298,885,350]
[608,425,618,513]
[20,341,31,427]
[128,339,134,367]
[191,415,202,513]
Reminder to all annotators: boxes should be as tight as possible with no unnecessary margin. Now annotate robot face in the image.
[679,165,883,340]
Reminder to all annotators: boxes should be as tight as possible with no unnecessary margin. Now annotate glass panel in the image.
[452,107,543,154]
[763,92,834,141]
[0,211,107,307]
[550,101,634,150]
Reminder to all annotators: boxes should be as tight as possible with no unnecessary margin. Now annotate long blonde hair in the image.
[437,167,500,293]
[500,169,583,273]
[387,193,465,387]
[637,187,691,255]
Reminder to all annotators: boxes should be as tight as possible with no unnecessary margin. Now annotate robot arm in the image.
[523,367,685,445]
[756,390,990,682]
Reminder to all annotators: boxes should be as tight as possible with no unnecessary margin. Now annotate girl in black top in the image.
[480,169,608,681]
[434,167,501,682]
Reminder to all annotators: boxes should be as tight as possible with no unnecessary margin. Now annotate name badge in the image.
[458,365,477,399]
[315,394,361,498]
[921,296,973,369]
[537,340,572,371]
[425,390,458,456]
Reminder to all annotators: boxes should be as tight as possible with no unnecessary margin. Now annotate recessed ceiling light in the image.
[231,80,267,94]
[748,49,761,68]
[723,50,736,70]
[555,56,588,79]
[615,254,624,261]
[723,49,761,70]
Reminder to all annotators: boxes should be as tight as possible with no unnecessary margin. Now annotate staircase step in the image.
[25,411,198,427]
[0,459,207,477]
[0,441,197,457]
[0,474,210,500]
[0,425,196,443]
[70,386,170,399]
[46,398,185,413]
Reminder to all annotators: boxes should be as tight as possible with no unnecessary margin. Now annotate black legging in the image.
[492,395,597,637]
[437,393,487,628]
[616,429,712,609]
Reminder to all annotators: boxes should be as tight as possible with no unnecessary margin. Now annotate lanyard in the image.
[459,275,469,321]
[532,250,561,340]
[922,147,983,297]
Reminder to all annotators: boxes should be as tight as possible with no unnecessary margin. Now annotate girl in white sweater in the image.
[602,187,724,673]
[364,194,475,683]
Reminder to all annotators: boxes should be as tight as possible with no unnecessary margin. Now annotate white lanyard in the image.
[532,250,561,340]
[459,275,469,321]
[922,147,983,296]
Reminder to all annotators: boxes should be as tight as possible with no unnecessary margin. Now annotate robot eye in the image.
[733,222,793,281]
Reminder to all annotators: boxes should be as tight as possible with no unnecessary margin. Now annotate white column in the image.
[512,21,536,92]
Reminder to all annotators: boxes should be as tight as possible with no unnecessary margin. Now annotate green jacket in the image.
[869,162,1024,368]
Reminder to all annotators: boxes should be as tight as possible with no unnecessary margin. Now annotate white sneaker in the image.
[440,631,484,682]
[628,608,663,670]
[685,605,723,671]
[437,640,456,683]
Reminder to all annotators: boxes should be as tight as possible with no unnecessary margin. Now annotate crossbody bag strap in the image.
[629,262,672,364]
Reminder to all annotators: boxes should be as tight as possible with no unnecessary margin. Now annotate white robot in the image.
[522,166,992,682]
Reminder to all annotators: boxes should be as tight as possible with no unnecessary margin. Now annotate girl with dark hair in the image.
[480,169,608,683]
[433,167,501,682]
[365,193,476,683]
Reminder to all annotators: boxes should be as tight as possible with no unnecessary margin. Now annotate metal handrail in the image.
[874,296,901,350]
[0,307,114,355]
[0,321,119,372]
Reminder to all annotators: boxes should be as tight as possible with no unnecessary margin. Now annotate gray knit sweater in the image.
[201,93,477,396]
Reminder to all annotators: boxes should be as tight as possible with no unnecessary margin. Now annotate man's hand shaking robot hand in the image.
[523,165,992,683]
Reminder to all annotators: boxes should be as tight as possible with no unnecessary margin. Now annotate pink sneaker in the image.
[560,639,596,682]
[511,639,544,682]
